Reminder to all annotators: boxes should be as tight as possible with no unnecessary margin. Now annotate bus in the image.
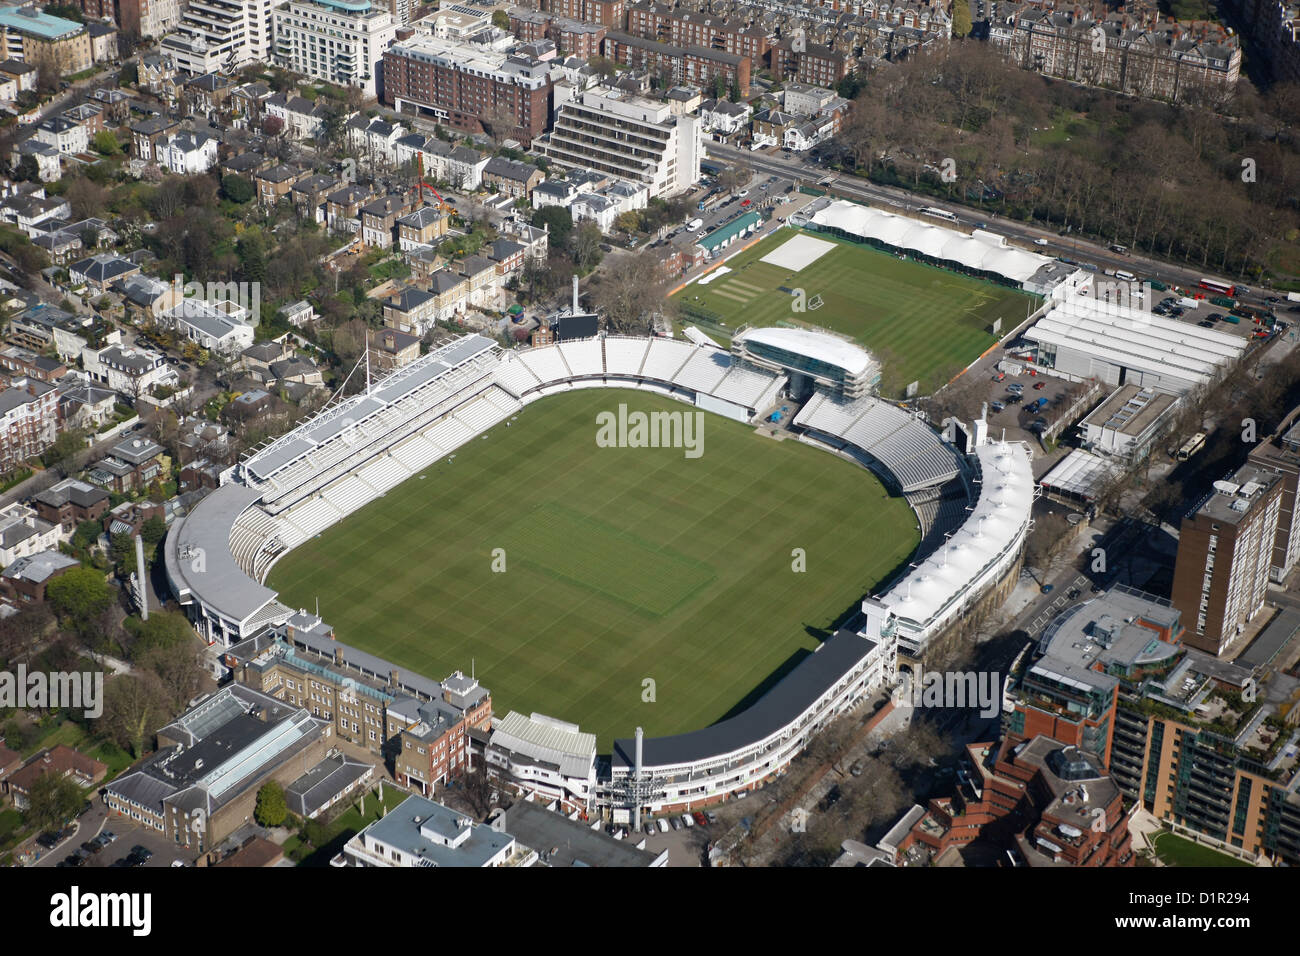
[1175,432,1207,461]
[1199,278,1236,297]
[922,206,959,223]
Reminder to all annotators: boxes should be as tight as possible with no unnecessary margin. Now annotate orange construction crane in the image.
[412,153,454,214]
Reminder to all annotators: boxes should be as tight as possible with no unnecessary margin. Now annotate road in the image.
[706,143,1274,307]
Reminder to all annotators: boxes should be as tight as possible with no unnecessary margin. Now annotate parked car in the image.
[669,817,681,830]
[693,812,708,826]
[1067,587,1081,599]
[1007,383,1024,394]
[1033,381,1046,390]
[81,840,103,855]
[36,831,65,850]
[1033,237,1049,246]
[738,189,749,197]
[1006,393,1023,404]
[656,818,670,833]
[849,760,865,777]
[990,401,1005,413]
[128,845,153,864]
[1041,584,1054,594]
[681,813,694,828]
[706,811,719,824]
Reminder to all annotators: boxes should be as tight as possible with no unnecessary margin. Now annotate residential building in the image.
[32,477,110,532]
[154,130,219,174]
[0,5,91,73]
[69,253,139,291]
[263,93,329,141]
[602,30,751,96]
[1172,463,1284,656]
[118,0,185,38]
[87,20,117,63]
[103,684,333,852]
[345,115,405,168]
[0,502,60,566]
[698,96,750,136]
[341,794,527,866]
[128,116,178,162]
[382,35,554,145]
[33,116,88,157]
[273,0,397,99]
[5,745,106,810]
[769,34,849,87]
[87,436,166,493]
[388,670,492,796]
[161,0,275,74]
[1,548,79,602]
[396,205,449,252]
[537,87,701,198]
[160,299,256,354]
[256,163,306,207]
[360,193,410,249]
[372,327,420,369]
[82,343,175,397]
[11,137,60,182]
[1247,407,1300,583]
[987,8,1241,104]
[481,156,544,199]
[382,287,437,334]
[0,378,58,472]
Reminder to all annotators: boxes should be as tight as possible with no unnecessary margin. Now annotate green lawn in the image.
[1152,831,1253,868]
[269,389,918,749]
[675,228,1035,398]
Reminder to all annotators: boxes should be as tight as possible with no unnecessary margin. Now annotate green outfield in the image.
[268,389,919,749]
[676,228,1036,397]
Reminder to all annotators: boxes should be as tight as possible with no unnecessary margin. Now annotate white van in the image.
[686,218,704,232]
[1115,270,1136,282]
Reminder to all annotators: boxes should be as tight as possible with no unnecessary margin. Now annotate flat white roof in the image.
[1038,448,1121,499]
[736,326,874,377]
[878,441,1034,629]
[809,200,1051,283]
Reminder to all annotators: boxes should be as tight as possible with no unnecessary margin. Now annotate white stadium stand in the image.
[602,336,650,377]
[517,344,571,384]
[558,337,604,378]
[494,354,542,398]
[640,337,694,383]
[673,347,732,393]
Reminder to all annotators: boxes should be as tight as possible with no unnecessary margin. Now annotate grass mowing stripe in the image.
[269,389,917,748]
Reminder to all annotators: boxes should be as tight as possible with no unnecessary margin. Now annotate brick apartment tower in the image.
[1171,463,1282,656]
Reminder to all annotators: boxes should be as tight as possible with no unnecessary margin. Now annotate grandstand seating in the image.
[355,454,414,496]
[793,388,963,492]
[641,337,694,383]
[495,355,542,398]
[673,347,732,394]
[517,345,570,384]
[559,338,604,378]
[603,336,650,377]
[322,474,373,518]
[712,363,778,409]
[280,495,344,546]
[391,433,442,472]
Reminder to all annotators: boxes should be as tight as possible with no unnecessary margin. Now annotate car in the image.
[656,818,670,833]
[990,401,1005,413]
[1199,320,1215,328]
[760,182,769,190]
[36,831,65,850]
[170,859,189,867]
[1040,584,1054,594]
[740,199,752,207]
[681,813,695,828]
[669,817,681,830]
[81,840,103,855]
[706,811,718,824]
[63,850,88,867]
[1238,286,1251,295]
[1033,382,1046,390]
[1208,313,1223,322]
[1067,587,1081,599]
[1033,237,1050,246]
[849,760,865,777]
[693,812,708,826]
[128,845,153,863]
[738,189,749,197]
[818,786,842,811]
[1007,383,1024,395]
[1006,393,1023,404]
[99,830,117,845]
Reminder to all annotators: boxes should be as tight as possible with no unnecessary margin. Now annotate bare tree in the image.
[590,254,668,334]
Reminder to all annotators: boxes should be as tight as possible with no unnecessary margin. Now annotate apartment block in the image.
[1172,464,1283,656]
[1247,408,1300,583]
[382,35,553,145]
[273,0,397,99]
[536,87,701,198]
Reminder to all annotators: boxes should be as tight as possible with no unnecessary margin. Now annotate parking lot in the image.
[34,811,198,870]
[982,366,1078,447]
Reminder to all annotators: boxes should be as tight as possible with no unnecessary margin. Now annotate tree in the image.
[24,773,83,832]
[46,567,114,630]
[951,0,973,38]
[91,130,122,156]
[221,174,254,204]
[110,532,137,576]
[12,154,39,183]
[141,516,167,547]
[717,163,751,195]
[570,220,603,272]
[43,427,88,476]
[255,781,288,827]
[136,638,204,713]
[491,9,510,29]
[99,672,166,758]
[590,254,668,334]
[532,205,573,249]
[262,115,285,139]
[119,62,138,87]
